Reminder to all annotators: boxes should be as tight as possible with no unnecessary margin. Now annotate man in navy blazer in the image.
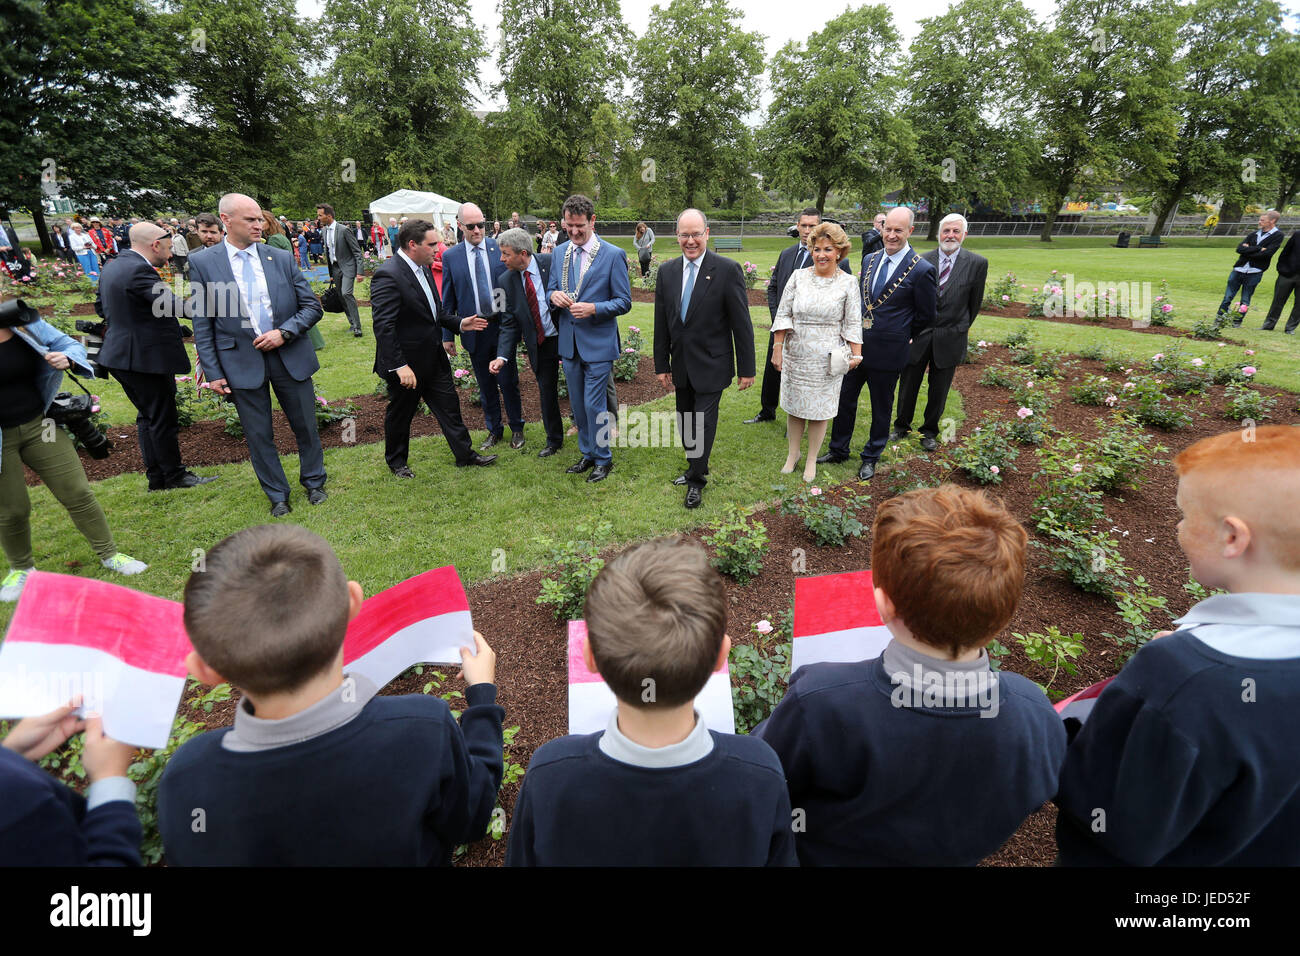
[490,228,563,456]
[440,201,524,450]
[546,194,632,482]
[1218,209,1284,325]
[821,207,937,481]
[95,221,215,492]
[189,193,327,516]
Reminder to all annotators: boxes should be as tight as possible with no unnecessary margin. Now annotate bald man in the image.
[95,223,216,491]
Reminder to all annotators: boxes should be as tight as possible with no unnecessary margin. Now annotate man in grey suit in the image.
[892,213,988,451]
[189,193,327,517]
[318,202,364,337]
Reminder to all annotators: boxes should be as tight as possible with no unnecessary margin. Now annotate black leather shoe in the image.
[307,488,328,505]
[587,462,613,482]
[457,453,497,467]
[392,466,415,479]
[510,431,526,450]
[858,461,876,481]
[816,452,848,464]
[1231,320,1243,327]
[671,474,689,486]
[744,413,775,424]
[1261,323,1277,331]
[157,472,217,490]
[270,500,291,517]
[684,487,703,508]
[919,436,938,452]
[480,432,501,451]
[538,445,561,458]
[566,457,596,474]
[352,328,363,337]
[887,429,908,442]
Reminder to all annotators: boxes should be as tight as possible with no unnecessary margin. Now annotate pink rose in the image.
[1242,366,1256,376]
[1104,394,1117,406]
[810,487,822,496]
[1001,294,1010,301]
[989,465,1000,475]
[1239,303,1249,314]
[1191,358,1204,367]
[1016,407,1033,419]
[1245,349,1255,355]
[1071,463,1083,474]
[755,620,773,634]
[1161,304,1173,313]
[628,326,640,333]
[1152,353,1164,362]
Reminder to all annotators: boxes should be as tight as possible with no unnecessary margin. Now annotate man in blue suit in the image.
[546,194,632,483]
[820,206,937,481]
[189,193,327,517]
[440,201,524,451]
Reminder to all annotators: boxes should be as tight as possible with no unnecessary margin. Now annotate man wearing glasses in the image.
[440,202,524,451]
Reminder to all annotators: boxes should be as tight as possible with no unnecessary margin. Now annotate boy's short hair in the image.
[1174,425,1300,569]
[871,484,1027,657]
[583,537,726,708]
[183,525,350,696]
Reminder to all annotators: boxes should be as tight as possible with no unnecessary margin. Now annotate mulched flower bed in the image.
[159,342,1300,866]
[978,302,1245,342]
[32,358,664,486]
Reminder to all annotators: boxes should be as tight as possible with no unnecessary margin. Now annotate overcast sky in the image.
[299,0,1300,112]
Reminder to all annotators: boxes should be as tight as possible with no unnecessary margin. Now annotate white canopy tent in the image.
[368,189,461,230]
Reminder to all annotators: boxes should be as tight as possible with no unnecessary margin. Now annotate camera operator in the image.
[0,302,149,604]
[95,222,216,492]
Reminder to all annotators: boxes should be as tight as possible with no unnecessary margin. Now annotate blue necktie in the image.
[872,254,891,298]
[239,249,270,335]
[680,260,697,321]
[473,244,491,314]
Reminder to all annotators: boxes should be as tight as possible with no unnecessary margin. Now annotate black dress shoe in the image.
[816,452,848,464]
[156,472,218,490]
[744,413,776,424]
[919,436,938,452]
[887,429,908,442]
[480,432,501,451]
[684,487,703,508]
[392,466,415,478]
[270,500,292,517]
[671,474,689,486]
[510,431,526,450]
[307,488,328,505]
[566,457,596,474]
[352,328,363,337]
[537,444,561,458]
[457,453,497,467]
[587,462,613,482]
[858,461,876,481]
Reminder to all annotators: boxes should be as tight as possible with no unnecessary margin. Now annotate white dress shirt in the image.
[225,239,274,335]
[873,244,914,288]
[1235,227,1278,274]
[463,238,493,313]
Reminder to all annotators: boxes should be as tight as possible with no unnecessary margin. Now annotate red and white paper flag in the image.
[791,570,891,673]
[566,620,735,735]
[0,572,190,748]
[1053,676,1116,724]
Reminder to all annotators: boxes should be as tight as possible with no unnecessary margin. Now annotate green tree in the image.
[631,0,765,211]
[496,0,630,211]
[1246,26,1300,213]
[1029,0,1179,241]
[899,0,1044,239]
[757,5,902,216]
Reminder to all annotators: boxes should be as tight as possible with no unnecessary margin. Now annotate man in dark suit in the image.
[318,202,364,337]
[370,219,497,476]
[189,193,327,517]
[893,213,988,451]
[860,212,886,257]
[748,207,851,424]
[1218,209,1284,325]
[820,207,937,481]
[1261,227,1300,334]
[94,222,216,492]
[490,228,563,456]
[654,209,756,508]
[440,201,524,451]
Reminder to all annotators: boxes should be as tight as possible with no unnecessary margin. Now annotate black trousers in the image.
[106,367,185,489]
[757,331,781,417]
[894,346,957,439]
[531,337,564,448]
[676,381,723,489]
[828,363,901,463]
[384,350,474,469]
[1262,274,1300,332]
[230,351,326,503]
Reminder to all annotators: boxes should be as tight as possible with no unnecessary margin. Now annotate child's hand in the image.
[80,715,135,782]
[1151,629,1174,640]
[0,698,86,762]
[457,631,496,687]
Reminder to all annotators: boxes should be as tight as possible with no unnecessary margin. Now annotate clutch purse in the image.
[320,284,344,313]
[828,344,852,376]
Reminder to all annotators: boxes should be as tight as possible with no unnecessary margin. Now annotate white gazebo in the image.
[369,189,461,230]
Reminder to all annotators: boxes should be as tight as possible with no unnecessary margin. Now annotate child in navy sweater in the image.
[1,701,140,865]
[757,484,1066,865]
[157,524,504,865]
[1057,425,1300,865]
[506,537,796,866]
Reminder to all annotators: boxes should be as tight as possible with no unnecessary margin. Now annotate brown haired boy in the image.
[1057,425,1300,865]
[505,537,796,865]
[756,484,1065,865]
[158,524,504,865]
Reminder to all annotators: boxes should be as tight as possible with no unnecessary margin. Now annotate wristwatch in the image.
[279,328,296,343]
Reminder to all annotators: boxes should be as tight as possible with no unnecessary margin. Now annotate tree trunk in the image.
[1150,185,1185,237]
[1039,194,1063,242]
[31,204,52,255]
[926,215,939,242]
[815,184,829,214]
[1276,179,1298,214]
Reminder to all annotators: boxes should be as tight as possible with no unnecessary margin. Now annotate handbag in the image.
[320,283,344,313]
[828,343,852,376]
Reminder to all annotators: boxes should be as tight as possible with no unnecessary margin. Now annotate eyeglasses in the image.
[463,222,485,230]
[677,232,706,241]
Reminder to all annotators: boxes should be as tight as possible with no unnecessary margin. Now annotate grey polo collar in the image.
[598,708,714,768]
[223,673,378,752]
[882,637,992,686]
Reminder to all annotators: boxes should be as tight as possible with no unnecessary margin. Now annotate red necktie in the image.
[524,270,545,344]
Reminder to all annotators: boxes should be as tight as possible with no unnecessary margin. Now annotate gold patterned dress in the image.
[771,267,863,420]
